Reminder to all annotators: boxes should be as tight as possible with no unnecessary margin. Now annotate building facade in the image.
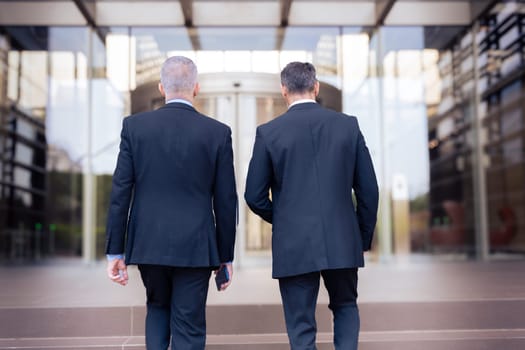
[0,0,523,265]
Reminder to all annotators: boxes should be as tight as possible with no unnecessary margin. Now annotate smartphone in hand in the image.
[215,265,230,291]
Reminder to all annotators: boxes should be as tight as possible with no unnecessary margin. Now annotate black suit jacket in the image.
[245,102,378,278]
[105,102,237,268]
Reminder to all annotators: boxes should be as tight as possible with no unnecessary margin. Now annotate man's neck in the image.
[286,93,316,107]
[165,94,193,104]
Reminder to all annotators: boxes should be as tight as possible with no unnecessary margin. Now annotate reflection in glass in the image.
[479,2,525,254]
[7,51,19,102]
[19,51,47,117]
[245,96,287,252]
[92,28,129,257]
[2,0,522,264]
[282,27,340,88]
[0,106,46,260]
[195,28,278,51]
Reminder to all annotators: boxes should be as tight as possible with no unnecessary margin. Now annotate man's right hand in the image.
[217,262,233,291]
[107,258,128,286]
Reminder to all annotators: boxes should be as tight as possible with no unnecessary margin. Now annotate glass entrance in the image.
[194,73,287,264]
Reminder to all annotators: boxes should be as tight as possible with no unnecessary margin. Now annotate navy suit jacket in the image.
[245,102,378,278]
[105,102,237,268]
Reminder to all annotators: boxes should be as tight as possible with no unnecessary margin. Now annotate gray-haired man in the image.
[105,56,237,349]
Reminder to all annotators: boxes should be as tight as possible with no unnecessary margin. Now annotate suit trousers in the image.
[279,268,359,350]
[138,265,212,350]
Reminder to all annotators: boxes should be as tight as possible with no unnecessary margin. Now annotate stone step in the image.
[1,300,525,339]
[1,330,525,350]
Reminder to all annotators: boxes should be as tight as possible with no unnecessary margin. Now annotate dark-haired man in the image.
[245,62,378,350]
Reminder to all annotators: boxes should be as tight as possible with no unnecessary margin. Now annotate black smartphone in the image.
[215,265,230,291]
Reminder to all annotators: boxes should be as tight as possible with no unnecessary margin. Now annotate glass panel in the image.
[242,95,286,253]
[19,51,47,117]
[0,106,47,261]
[0,35,7,105]
[7,50,19,102]
[91,28,130,258]
[426,29,475,255]
[371,25,478,257]
[47,27,90,257]
[131,27,190,89]
[196,92,286,255]
[195,28,278,51]
[131,27,343,82]
[282,27,341,88]
[480,1,525,255]
[14,142,35,166]
[0,27,91,261]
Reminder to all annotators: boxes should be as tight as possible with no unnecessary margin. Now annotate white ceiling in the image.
[0,0,481,26]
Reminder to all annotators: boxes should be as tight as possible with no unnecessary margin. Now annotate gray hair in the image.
[160,56,198,94]
[280,62,317,94]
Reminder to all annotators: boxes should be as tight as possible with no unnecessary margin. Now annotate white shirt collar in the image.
[288,99,317,109]
[166,98,193,107]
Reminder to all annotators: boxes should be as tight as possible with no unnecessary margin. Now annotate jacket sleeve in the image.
[244,128,273,223]
[213,127,238,263]
[105,118,135,255]
[353,125,379,251]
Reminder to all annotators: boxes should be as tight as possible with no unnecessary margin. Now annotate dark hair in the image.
[280,62,317,94]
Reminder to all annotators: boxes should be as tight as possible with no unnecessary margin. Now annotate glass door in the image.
[194,73,287,266]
